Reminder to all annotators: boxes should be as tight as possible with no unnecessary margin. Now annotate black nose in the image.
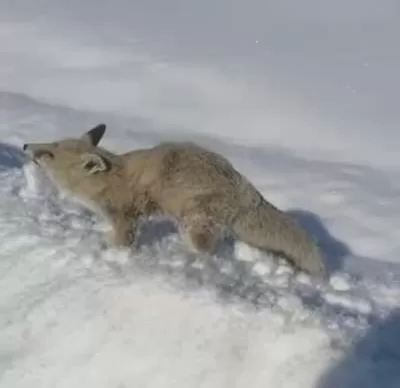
[23,144,28,151]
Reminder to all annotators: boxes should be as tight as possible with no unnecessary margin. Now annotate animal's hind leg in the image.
[180,193,233,255]
[181,218,220,255]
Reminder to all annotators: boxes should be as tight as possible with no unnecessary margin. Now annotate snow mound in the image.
[0,98,398,386]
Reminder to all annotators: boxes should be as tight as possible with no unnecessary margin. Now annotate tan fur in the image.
[23,124,326,276]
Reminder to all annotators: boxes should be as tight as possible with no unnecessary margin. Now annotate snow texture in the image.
[0,1,399,387]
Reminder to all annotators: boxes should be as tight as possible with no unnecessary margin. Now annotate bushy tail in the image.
[232,199,326,276]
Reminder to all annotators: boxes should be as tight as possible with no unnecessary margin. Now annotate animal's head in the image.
[23,124,120,194]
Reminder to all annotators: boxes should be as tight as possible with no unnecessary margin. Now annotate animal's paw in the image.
[103,230,136,252]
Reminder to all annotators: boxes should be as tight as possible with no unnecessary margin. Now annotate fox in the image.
[22,124,326,276]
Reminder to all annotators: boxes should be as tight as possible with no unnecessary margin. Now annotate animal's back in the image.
[123,141,257,219]
[155,142,242,190]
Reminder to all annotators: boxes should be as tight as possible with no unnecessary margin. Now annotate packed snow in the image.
[0,1,399,387]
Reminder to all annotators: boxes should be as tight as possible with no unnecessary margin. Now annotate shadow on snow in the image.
[318,309,400,388]
[0,142,25,170]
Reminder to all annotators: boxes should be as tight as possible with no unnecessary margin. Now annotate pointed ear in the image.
[81,124,106,146]
[81,153,110,174]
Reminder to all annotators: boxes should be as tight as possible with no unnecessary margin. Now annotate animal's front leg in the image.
[107,215,138,248]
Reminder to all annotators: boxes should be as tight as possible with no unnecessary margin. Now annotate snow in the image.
[0,1,400,387]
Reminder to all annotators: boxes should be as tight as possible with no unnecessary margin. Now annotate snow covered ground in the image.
[0,1,399,387]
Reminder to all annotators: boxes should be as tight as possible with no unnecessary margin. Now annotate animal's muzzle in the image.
[23,144,54,160]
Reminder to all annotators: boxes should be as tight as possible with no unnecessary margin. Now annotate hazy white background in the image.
[1,0,399,166]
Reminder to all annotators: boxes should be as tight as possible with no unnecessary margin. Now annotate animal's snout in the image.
[22,143,54,160]
[32,150,54,160]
